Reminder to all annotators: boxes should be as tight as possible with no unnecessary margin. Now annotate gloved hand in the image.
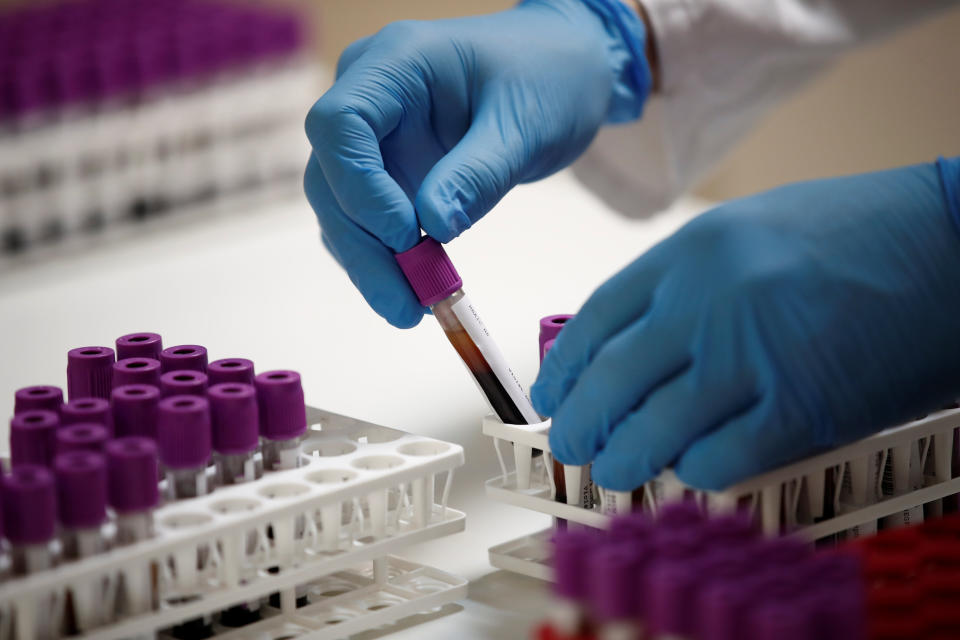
[304,0,650,328]
[532,160,960,491]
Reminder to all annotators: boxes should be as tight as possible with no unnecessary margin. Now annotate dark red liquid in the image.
[445,328,530,425]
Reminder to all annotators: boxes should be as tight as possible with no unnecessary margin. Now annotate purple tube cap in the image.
[589,543,646,621]
[608,512,654,544]
[158,395,212,469]
[54,452,107,528]
[112,384,161,439]
[208,358,255,386]
[67,346,115,400]
[159,344,208,373]
[657,500,704,529]
[116,332,163,360]
[112,357,162,389]
[61,396,114,435]
[14,385,63,414]
[56,423,110,454]
[255,370,306,440]
[754,536,812,566]
[209,383,260,455]
[9,409,60,467]
[539,315,573,361]
[106,437,160,513]
[160,370,209,398]
[551,529,598,601]
[646,561,698,635]
[748,598,813,640]
[2,465,57,544]
[703,512,758,547]
[394,237,462,307]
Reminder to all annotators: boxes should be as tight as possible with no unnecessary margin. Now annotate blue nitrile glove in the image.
[304,0,651,328]
[532,158,960,491]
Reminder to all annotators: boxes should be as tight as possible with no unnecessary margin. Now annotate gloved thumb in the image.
[415,106,530,242]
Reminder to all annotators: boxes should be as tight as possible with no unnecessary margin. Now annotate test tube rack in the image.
[0,0,320,260]
[482,409,960,580]
[0,407,467,640]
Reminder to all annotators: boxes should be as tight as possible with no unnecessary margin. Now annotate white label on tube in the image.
[450,294,540,424]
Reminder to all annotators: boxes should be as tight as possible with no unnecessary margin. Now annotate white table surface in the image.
[0,171,709,638]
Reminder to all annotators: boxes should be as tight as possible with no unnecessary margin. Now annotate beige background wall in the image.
[317,1,960,200]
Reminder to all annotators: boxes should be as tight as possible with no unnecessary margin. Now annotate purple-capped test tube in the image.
[159,344,208,373]
[647,559,700,639]
[209,383,262,485]
[112,357,162,388]
[2,465,58,575]
[56,423,110,454]
[62,397,114,435]
[112,384,160,439]
[116,332,163,360]
[14,385,63,414]
[9,410,59,467]
[107,437,160,545]
[255,370,306,471]
[67,346,115,400]
[160,369,208,397]
[589,543,648,640]
[54,452,108,560]
[158,395,213,499]
[747,598,813,640]
[551,529,597,636]
[208,358,255,385]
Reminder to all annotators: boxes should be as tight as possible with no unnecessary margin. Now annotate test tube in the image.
[159,344,208,373]
[158,395,213,499]
[116,332,163,360]
[55,451,108,559]
[67,345,115,400]
[2,465,58,575]
[13,385,63,414]
[396,239,540,486]
[208,358,255,385]
[61,396,114,434]
[551,529,598,636]
[56,423,110,454]
[113,384,161,439]
[588,543,647,640]
[209,383,262,484]
[255,370,306,471]
[106,438,159,621]
[107,437,160,545]
[112,357,162,388]
[160,369,209,397]
[9,409,59,467]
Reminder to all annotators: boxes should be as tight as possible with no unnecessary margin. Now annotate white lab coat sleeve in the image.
[572,0,959,217]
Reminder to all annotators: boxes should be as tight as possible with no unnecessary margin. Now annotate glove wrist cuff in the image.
[937,156,960,236]
[579,0,653,123]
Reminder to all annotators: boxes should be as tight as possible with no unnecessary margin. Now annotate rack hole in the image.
[397,441,451,457]
[258,483,310,499]
[305,440,357,457]
[210,497,261,514]
[162,512,213,529]
[351,455,404,471]
[307,469,358,484]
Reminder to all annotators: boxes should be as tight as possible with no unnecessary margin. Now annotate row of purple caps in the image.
[11,331,307,470]
[0,438,160,548]
[552,502,866,640]
[0,0,305,120]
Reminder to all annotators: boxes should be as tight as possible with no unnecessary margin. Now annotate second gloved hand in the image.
[532,160,960,490]
[304,0,650,328]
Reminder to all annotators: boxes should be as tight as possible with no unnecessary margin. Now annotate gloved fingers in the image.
[589,369,759,491]
[673,397,818,491]
[531,252,666,417]
[336,36,373,79]
[304,156,424,329]
[545,316,689,466]
[414,105,525,243]
[305,65,420,254]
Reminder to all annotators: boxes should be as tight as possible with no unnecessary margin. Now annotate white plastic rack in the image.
[0,407,466,640]
[482,409,960,580]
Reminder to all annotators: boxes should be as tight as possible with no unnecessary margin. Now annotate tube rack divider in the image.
[482,409,960,580]
[0,407,466,640]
